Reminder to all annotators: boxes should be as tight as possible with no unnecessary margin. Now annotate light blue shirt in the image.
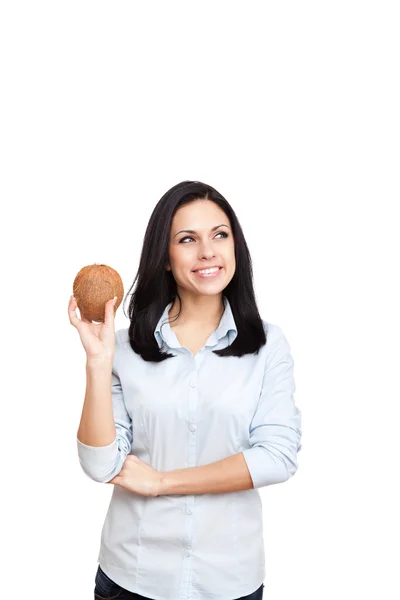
[77,297,302,600]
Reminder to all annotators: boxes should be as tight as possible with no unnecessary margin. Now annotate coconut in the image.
[72,263,124,322]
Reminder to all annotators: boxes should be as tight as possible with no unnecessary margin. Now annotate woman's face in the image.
[167,199,236,298]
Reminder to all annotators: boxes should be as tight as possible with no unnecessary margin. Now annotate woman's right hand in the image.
[68,295,118,361]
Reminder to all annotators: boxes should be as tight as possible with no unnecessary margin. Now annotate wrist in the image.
[158,472,170,496]
[86,356,113,370]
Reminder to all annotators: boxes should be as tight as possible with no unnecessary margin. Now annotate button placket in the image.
[182,359,198,572]
[188,371,197,459]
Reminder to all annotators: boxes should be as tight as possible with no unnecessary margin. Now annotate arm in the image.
[241,325,302,488]
[160,325,302,495]
[76,335,133,483]
[160,452,253,495]
[77,358,116,446]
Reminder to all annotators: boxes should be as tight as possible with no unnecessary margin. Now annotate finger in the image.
[68,295,92,326]
[104,296,117,327]
[68,296,81,328]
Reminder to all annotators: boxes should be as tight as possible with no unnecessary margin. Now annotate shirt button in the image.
[189,379,197,388]
[184,548,191,557]
[186,508,192,515]
[189,423,197,432]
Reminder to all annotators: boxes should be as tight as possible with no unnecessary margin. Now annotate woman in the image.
[69,180,302,600]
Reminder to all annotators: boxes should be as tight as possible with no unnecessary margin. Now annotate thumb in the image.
[104,296,117,327]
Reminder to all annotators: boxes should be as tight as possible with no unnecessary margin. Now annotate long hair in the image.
[123,180,267,362]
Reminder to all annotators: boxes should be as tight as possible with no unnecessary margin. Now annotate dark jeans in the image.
[94,565,264,600]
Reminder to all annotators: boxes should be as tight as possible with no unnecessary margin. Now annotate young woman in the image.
[69,180,302,600]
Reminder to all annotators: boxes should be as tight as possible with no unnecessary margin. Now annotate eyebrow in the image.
[173,224,230,238]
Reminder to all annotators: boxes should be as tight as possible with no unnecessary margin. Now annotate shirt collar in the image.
[154,296,238,350]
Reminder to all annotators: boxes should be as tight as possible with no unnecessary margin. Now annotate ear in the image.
[166,263,171,271]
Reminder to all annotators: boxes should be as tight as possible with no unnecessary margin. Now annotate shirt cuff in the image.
[242,446,291,489]
[77,435,121,482]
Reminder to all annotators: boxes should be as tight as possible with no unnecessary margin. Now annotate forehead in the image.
[171,200,228,228]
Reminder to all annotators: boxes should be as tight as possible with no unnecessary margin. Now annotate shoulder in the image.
[115,328,130,347]
[261,319,292,360]
[262,319,286,344]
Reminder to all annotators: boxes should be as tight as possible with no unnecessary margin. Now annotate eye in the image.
[179,231,229,243]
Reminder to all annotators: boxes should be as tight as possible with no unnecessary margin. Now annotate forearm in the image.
[160,452,254,495]
[77,359,116,446]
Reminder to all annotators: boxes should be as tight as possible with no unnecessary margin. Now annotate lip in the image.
[192,265,222,272]
[192,266,223,279]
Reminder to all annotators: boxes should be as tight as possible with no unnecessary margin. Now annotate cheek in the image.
[170,247,195,271]
[226,252,236,274]
[224,242,235,263]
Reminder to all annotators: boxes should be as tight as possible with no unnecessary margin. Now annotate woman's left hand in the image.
[107,455,164,497]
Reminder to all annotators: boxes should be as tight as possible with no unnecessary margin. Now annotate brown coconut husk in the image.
[72,263,124,322]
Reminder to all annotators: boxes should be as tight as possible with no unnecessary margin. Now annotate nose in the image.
[198,239,216,260]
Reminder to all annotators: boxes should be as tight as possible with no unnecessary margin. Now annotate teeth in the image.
[196,267,220,274]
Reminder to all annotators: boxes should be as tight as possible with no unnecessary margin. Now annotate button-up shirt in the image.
[77,297,302,600]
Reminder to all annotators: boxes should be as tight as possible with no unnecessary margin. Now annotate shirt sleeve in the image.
[76,333,133,483]
[241,324,302,489]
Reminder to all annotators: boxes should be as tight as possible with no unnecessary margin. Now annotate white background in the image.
[1,1,399,598]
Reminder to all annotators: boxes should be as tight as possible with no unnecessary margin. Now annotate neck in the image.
[168,293,225,329]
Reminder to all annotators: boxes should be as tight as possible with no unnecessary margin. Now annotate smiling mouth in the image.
[192,267,223,278]
[192,266,222,272]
